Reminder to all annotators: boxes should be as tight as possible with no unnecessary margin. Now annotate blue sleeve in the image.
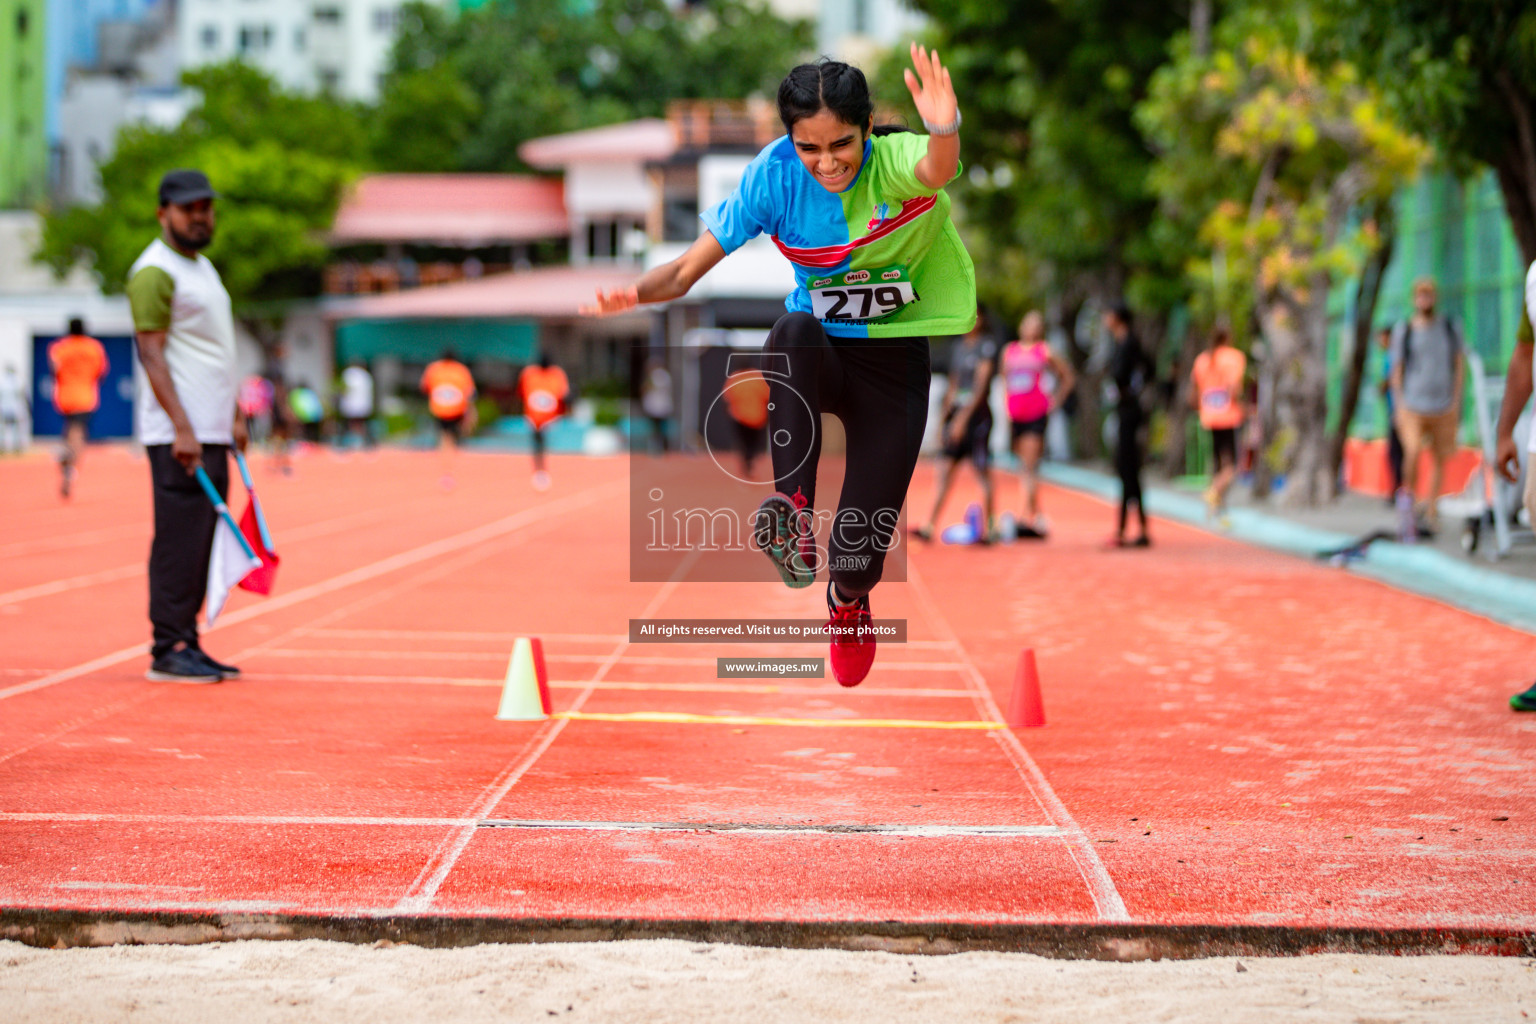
[700,151,777,256]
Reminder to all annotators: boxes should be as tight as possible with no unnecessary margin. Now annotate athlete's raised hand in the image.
[903,43,957,131]
[581,285,640,317]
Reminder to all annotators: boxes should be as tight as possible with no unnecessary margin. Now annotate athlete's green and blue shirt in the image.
[701,132,977,339]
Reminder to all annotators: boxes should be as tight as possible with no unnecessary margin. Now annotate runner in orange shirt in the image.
[49,317,109,498]
[518,353,569,491]
[1189,326,1247,522]
[421,350,476,488]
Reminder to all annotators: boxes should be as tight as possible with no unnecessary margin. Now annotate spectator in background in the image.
[915,309,998,543]
[287,382,326,444]
[1104,302,1155,549]
[1002,310,1075,539]
[722,364,770,480]
[422,349,476,489]
[1377,326,1403,502]
[519,352,569,491]
[48,317,108,499]
[641,359,674,455]
[337,359,375,449]
[1390,276,1464,542]
[238,373,275,446]
[0,363,30,454]
[1190,325,1247,522]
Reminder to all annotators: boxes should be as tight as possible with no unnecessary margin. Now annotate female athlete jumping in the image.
[586,45,975,686]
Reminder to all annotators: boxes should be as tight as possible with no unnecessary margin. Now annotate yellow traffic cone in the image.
[495,637,551,721]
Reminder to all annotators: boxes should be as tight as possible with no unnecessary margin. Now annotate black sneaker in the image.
[146,647,222,684]
[193,648,242,680]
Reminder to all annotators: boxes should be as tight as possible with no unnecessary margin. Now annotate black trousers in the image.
[147,444,229,659]
[764,312,930,599]
[1115,407,1146,536]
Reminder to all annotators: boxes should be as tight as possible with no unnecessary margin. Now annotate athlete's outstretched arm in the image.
[583,232,727,315]
[905,43,961,191]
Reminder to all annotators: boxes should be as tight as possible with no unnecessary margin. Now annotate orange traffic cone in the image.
[1006,648,1046,727]
[495,637,553,721]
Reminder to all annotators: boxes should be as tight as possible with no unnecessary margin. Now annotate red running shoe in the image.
[826,583,876,687]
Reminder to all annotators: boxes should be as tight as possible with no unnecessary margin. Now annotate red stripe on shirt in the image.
[771,195,939,268]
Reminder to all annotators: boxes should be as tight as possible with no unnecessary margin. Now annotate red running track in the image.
[0,446,1532,934]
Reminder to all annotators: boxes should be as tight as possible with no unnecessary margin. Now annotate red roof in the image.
[330,175,568,246]
[327,265,646,321]
[519,119,678,168]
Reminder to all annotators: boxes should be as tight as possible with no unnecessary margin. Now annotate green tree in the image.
[37,63,361,341]
[1140,28,1429,504]
[1329,0,1536,264]
[874,0,1190,460]
[379,0,814,173]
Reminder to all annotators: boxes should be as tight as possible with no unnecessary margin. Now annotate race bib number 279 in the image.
[810,265,915,323]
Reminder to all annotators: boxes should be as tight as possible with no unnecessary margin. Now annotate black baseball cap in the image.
[158,169,218,207]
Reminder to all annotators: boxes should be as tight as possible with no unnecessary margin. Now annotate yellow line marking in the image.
[553,711,1005,731]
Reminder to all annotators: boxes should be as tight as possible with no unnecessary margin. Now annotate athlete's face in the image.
[791,109,871,193]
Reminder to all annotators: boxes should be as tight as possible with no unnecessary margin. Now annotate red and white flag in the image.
[238,494,280,595]
[206,515,262,626]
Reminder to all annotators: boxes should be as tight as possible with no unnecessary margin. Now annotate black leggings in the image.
[764,312,930,599]
[1115,408,1147,537]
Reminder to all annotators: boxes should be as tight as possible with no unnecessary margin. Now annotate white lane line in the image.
[0,564,144,606]
[0,524,143,559]
[0,506,409,608]
[0,482,621,703]
[0,812,1058,838]
[394,560,698,914]
[905,560,1132,924]
[252,673,978,699]
[251,649,970,671]
[476,819,1063,838]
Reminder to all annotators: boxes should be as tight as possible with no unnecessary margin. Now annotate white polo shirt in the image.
[126,237,237,446]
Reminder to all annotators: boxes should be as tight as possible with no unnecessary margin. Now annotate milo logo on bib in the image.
[809,264,916,324]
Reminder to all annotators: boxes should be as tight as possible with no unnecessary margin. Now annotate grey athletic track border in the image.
[1040,462,1536,636]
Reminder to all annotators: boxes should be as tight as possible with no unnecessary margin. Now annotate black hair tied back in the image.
[777,59,874,134]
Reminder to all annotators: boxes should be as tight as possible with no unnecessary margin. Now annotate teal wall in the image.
[1334,169,1528,440]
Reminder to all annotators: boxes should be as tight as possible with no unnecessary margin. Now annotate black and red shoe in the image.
[826,583,876,687]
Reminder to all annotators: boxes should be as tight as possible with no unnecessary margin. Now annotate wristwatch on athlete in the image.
[922,107,962,136]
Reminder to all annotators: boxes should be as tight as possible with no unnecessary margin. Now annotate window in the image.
[237,24,272,52]
[372,6,397,32]
[852,0,868,35]
[16,7,28,37]
[294,26,305,50]
[201,25,219,49]
[318,68,340,91]
[313,6,341,23]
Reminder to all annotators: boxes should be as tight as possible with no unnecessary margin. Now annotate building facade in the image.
[1,0,48,207]
[177,0,442,101]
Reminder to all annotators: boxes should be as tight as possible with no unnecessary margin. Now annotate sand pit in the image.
[2,938,1533,1022]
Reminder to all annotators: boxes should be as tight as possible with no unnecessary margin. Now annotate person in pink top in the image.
[1001,311,1075,538]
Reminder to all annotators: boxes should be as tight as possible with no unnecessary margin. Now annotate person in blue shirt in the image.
[586,45,975,687]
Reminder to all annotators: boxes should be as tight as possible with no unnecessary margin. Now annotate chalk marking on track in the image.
[0,564,144,606]
[394,559,697,914]
[0,505,414,608]
[0,481,622,702]
[0,811,1058,838]
[253,673,978,698]
[251,649,968,671]
[905,560,1132,924]
[0,524,144,559]
[475,819,1062,837]
[0,690,163,767]
[554,710,1005,731]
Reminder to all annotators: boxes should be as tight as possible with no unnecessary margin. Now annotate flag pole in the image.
[232,449,274,552]
[195,467,260,563]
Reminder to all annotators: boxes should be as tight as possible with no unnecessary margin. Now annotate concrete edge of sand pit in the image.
[2,907,1533,960]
